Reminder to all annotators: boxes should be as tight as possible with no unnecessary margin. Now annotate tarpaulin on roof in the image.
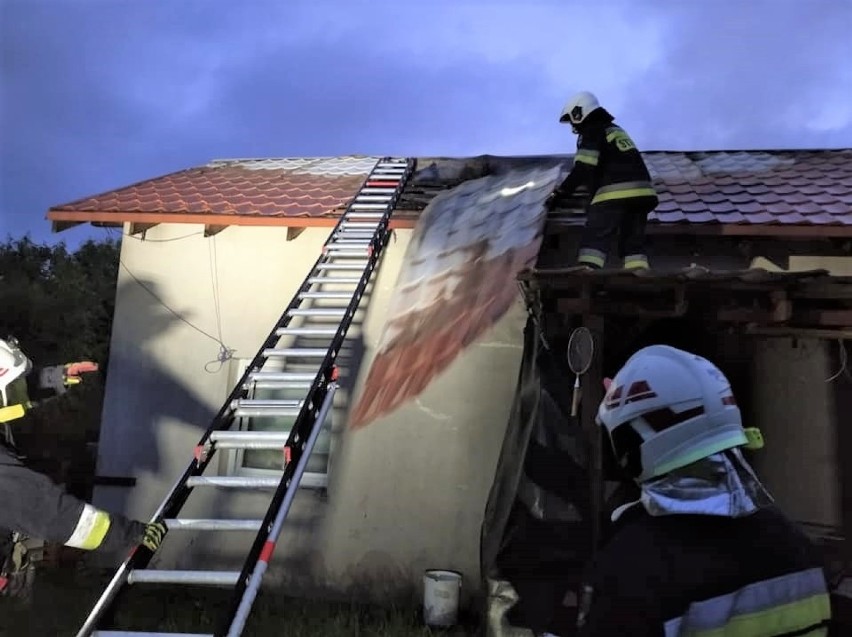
[348,165,563,429]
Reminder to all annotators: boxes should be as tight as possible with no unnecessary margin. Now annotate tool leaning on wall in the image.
[0,336,167,596]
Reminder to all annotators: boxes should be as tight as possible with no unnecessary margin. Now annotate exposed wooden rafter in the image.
[287,227,306,241]
[204,224,227,237]
[51,220,83,233]
[129,222,158,236]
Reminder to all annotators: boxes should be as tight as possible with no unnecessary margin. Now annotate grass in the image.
[0,562,476,637]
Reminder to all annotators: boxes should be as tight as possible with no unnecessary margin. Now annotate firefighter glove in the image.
[142,520,168,552]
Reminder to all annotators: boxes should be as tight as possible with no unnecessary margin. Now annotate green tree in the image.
[0,236,119,367]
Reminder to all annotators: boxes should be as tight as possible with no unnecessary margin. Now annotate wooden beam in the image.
[558,297,687,318]
[129,222,158,236]
[51,220,83,233]
[204,224,227,237]
[581,314,605,554]
[792,284,852,301]
[287,227,306,241]
[744,326,852,340]
[717,307,789,323]
[792,309,852,327]
[46,209,421,230]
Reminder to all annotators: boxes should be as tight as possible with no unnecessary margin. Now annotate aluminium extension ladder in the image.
[77,157,415,637]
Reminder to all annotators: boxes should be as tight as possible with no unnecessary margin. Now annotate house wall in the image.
[93,222,526,602]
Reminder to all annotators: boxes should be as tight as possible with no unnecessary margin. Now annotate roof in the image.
[49,156,382,228]
[46,149,852,237]
[348,164,562,428]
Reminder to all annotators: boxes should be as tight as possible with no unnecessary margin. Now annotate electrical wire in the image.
[106,227,204,242]
[118,259,234,372]
[204,236,235,373]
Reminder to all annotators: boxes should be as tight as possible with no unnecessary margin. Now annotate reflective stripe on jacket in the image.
[663,567,830,637]
[577,505,831,637]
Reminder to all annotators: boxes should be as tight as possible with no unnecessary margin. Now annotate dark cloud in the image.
[2,0,851,245]
[623,0,852,150]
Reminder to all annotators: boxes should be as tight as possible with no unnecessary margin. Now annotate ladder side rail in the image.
[77,159,387,636]
[225,382,338,637]
[218,158,414,633]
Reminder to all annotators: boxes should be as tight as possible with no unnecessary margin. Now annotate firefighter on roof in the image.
[0,336,166,594]
[546,91,658,271]
[575,345,831,636]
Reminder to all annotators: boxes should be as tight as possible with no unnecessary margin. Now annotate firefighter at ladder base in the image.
[0,336,166,594]
[546,91,658,271]
[574,345,831,636]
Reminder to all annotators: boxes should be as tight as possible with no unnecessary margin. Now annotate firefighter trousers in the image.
[577,197,657,269]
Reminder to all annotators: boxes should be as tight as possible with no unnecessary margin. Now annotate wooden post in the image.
[581,313,606,553]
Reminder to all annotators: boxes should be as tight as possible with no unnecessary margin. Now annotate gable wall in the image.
[93,221,526,601]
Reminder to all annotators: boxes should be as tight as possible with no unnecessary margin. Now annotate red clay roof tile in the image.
[47,150,852,231]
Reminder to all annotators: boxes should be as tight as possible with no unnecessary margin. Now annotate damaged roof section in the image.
[348,164,563,428]
[403,150,852,231]
[519,266,852,337]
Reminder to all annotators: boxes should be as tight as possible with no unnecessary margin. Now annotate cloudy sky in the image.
[2,0,852,247]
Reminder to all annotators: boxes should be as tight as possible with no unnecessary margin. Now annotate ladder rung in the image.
[287,308,347,317]
[332,233,374,240]
[128,570,240,587]
[298,291,353,300]
[325,242,371,249]
[263,348,329,357]
[349,203,388,210]
[275,326,338,337]
[315,262,368,270]
[354,195,393,202]
[92,630,216,637]
[333,233,375,241]
[307,276,361,285]
[186,473,328,490]
[248,371,316,383]
[164,519,263,532]
[209,430,290,448]
[344,211,384,218]
[231,402,302,418]
[340,222,380,230]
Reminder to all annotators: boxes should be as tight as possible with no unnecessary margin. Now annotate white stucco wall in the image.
[93,222,525,600]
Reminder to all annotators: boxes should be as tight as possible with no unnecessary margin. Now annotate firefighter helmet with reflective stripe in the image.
[559,91,600,125]
[596,345,748,482]
[0,337,31,408]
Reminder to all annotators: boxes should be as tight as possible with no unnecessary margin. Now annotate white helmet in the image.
[0,337,31,407]
[559,91,600,125]
[596,345,748,483]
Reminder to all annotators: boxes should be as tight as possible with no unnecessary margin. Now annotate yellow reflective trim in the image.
[591,187,657,204]
[66,506,112,550]
[687,593,831,637]
[578,253,606,268]
[575,154,599,166]
[624,257,649,270]
[0,404,26,423]
[605,126,638,152]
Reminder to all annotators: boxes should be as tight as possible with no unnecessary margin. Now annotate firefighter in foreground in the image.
[0,336,166,593]
[577,345,831,636]
[546,91,658,271]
